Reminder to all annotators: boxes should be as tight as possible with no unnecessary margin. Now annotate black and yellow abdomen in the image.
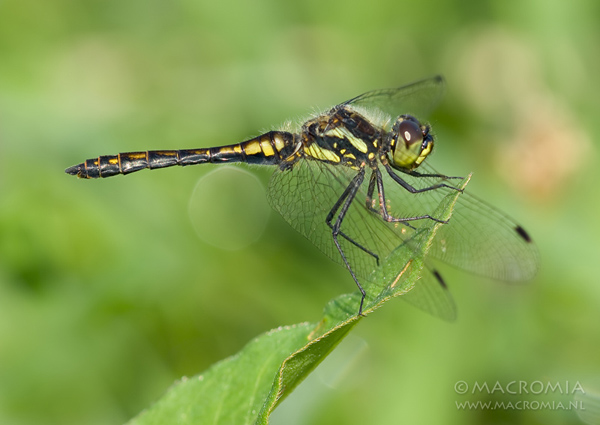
[65,131,297,179]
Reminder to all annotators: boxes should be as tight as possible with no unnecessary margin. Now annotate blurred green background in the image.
[1,0,599,424]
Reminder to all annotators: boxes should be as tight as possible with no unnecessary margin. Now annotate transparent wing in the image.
[384,162,540,282]
[267,158,457,320]
[268,159,391,281]
[342,75,445,121]
[434,189,539,281]
[267,157,538,319]
[401,266,457,321]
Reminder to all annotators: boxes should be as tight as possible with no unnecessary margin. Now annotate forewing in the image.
[385,163,539,282]
[432,189,539,281]
[343,76,445,121]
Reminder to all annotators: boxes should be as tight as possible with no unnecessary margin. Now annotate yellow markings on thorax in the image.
[306,144,340,163]
[323,126,369,153]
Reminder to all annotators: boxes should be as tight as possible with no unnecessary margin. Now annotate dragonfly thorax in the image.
[388,114,433,170]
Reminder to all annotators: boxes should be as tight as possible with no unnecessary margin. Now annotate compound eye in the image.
[398,119,423,147]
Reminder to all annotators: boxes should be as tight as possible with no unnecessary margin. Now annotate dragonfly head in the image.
[388,115,433,170]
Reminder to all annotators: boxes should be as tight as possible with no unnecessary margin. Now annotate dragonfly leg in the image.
[365,170,378,213]
[376,166,455,224]
[327,171,380,266]
[366,170,418,230]
[385,163,463,195]
[326,168,369,315]
[403,169,464,181]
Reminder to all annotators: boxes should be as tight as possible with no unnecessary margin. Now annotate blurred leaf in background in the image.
[0,0,598,424]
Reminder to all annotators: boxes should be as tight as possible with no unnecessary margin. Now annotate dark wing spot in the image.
[515,225,532,243]
[432,269,448,289]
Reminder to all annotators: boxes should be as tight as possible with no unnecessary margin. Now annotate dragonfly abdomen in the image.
[65,131,296,179]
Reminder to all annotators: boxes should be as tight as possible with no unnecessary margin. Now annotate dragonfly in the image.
[65,76,539,319]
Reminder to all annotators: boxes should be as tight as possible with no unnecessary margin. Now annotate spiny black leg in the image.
[335,229,380,266]
[403,169,464,180]
[329,168,368,315]
[376,168,451,224]
[385,163,463,195]
[366,169,417,230]
[365,170,377,211]
[325,174,355,223]
[327,171,379,265]
[365,170,383,217]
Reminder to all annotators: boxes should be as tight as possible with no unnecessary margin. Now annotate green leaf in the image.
[127,175,470,425]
